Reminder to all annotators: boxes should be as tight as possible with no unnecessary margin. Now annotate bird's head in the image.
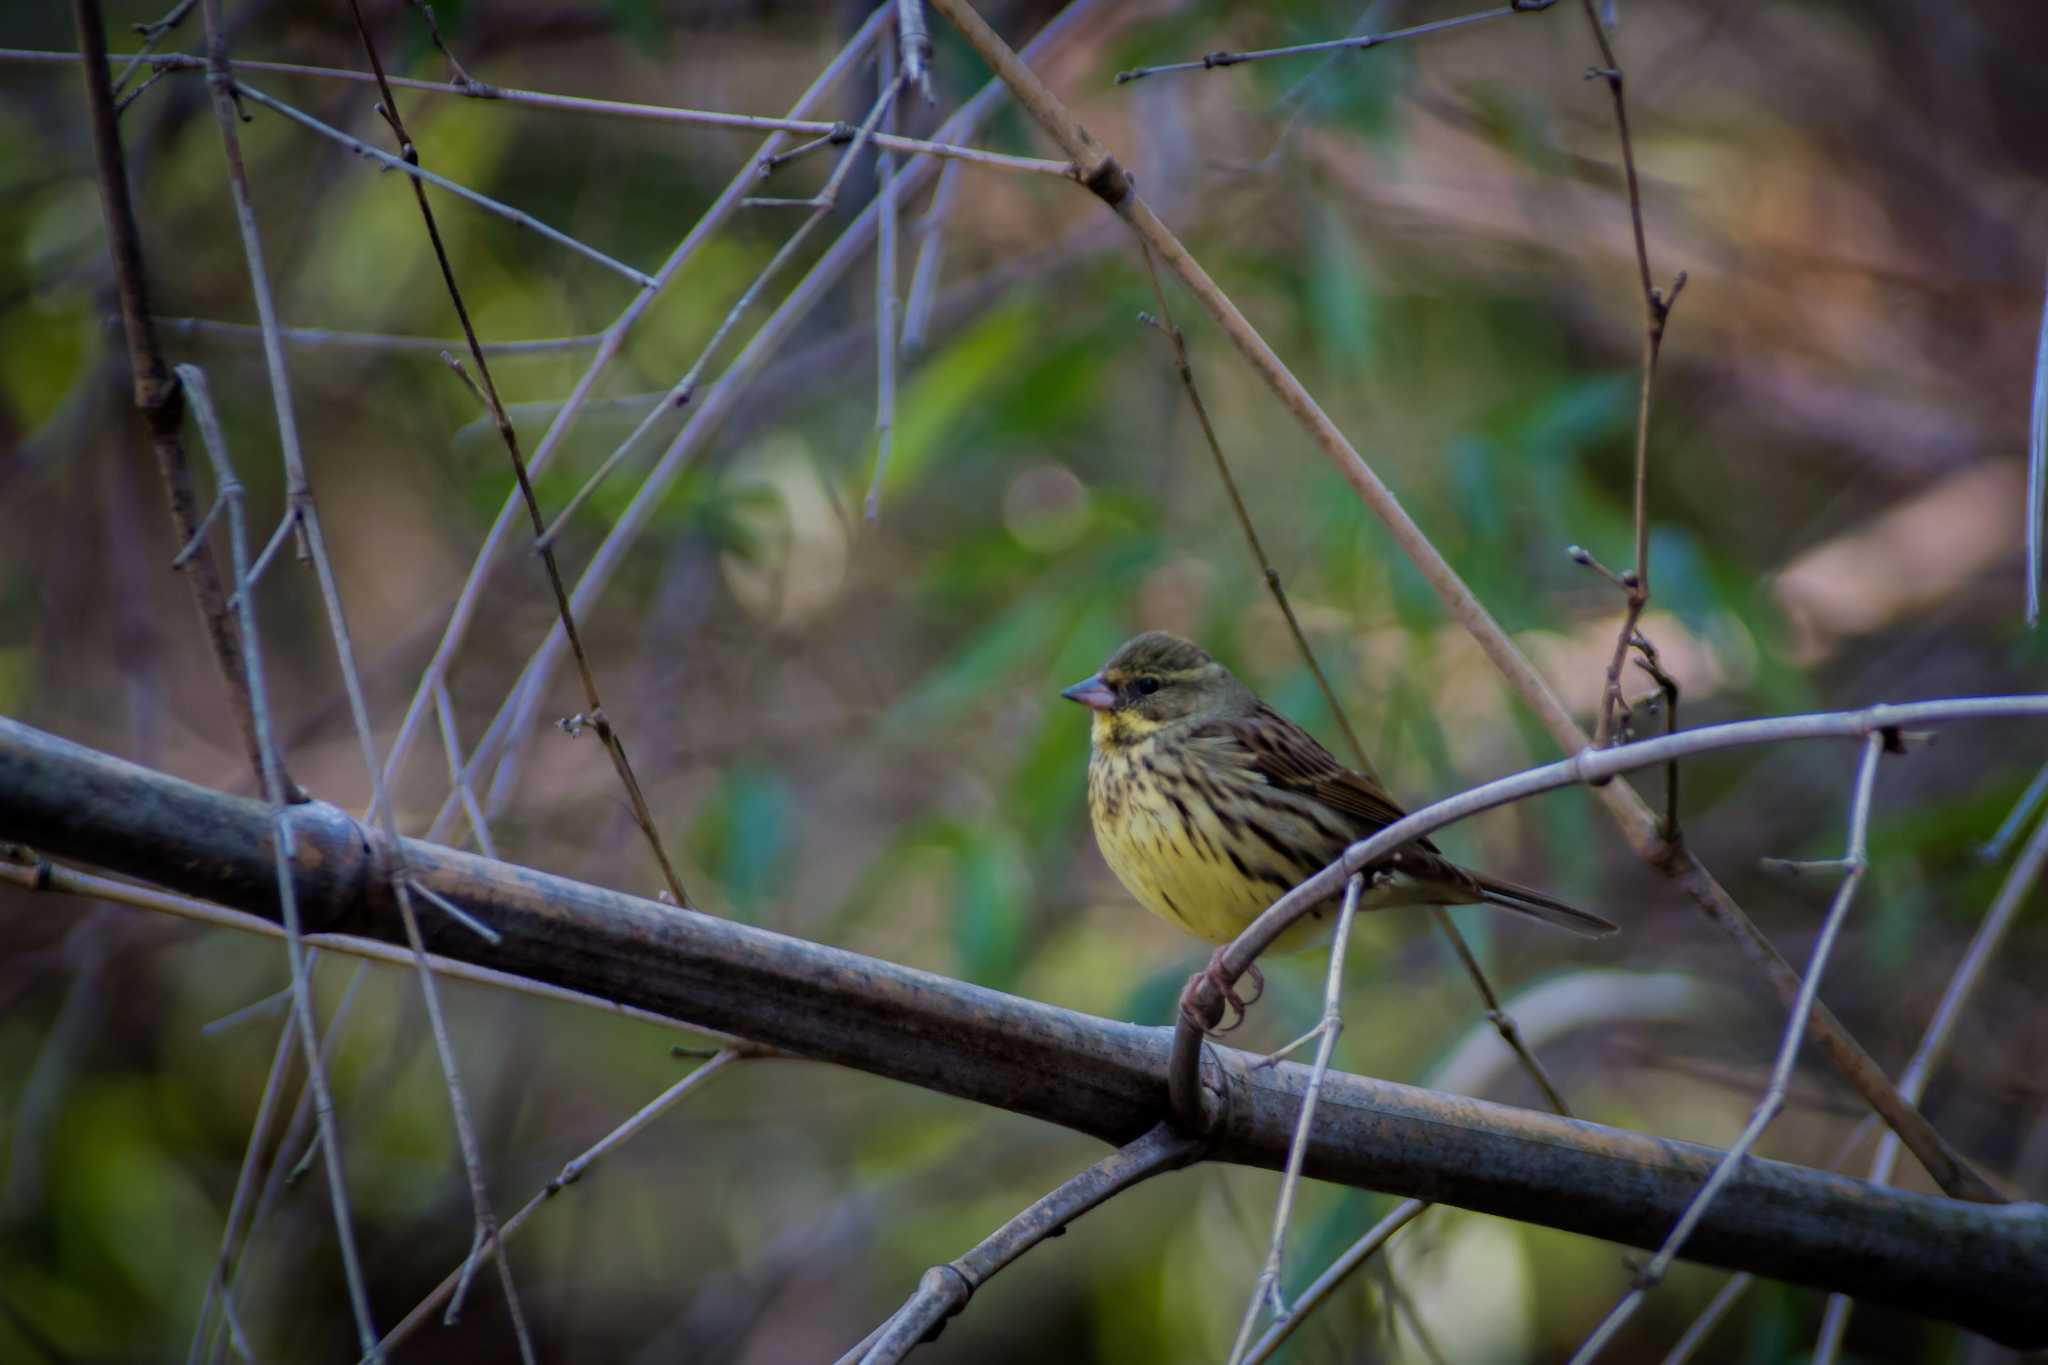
[1060,631,1252,748]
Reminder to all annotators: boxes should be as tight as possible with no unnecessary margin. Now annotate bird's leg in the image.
[1179,949,1263,1035]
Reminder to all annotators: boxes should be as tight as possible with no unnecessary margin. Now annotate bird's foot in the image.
[1179,951,1264,1035]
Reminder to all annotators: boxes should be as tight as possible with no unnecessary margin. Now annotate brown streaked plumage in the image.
[1062,631,1617,955]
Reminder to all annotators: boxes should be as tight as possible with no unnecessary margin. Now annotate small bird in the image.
[1063,632,1614,1019]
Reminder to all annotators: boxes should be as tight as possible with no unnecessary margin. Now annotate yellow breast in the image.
[1086,733,1329,949]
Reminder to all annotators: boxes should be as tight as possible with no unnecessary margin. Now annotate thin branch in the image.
[344,0,687,918]
[2027,248,2047,626]
[0,47,1076,178]
[1657,1272,1752,1365]
[1430,911,1574,1115]
[1979,757,2048,861]
[1567,732,1886,1364]
[1113,2,1555,84]
[111,0,196,94]
[1575,0,1687,753]
[369,3,900,820]
[896,0,935,102]
[542,62,907,550]
[195,0,530,1350]
[853,1123,1204,1363]
[1133,244,1374,784]
[1227,874,1365,1363]
[168,348,379,1355]
[68,0,274,794]
[1241,1199,1430,1364]
[186,956,370,1365]
[868,40,902,522]
[0,853,734,1039]
[1810,782,2048,1363]
[433,680,497,860]
[228,80,656,289]
[900,159,963,353]
[371,1049,750,1359]
[153,314,604,354]
[926,0,1999,1205]
[419,1,1111,849]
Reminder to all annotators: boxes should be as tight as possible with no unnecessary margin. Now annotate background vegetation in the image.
[1,0,2045,1360]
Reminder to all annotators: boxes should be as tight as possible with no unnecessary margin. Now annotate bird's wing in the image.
[1202,703,1439,850]
[1198,706,1616,938]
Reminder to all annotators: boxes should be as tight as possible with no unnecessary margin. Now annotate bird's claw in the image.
[1178,951,1264,1036]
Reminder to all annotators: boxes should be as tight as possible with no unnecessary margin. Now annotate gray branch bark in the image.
[1,715,2043,1346]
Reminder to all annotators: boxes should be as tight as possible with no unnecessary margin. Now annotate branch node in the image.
[1080,153,1132,210]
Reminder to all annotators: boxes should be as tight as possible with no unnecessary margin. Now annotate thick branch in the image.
[1,716,2044,1345]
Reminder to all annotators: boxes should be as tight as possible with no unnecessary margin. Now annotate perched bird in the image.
[1062,632,1614,1018]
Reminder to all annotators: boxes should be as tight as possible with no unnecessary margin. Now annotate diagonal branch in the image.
[1569,733,1886,1363]
[341,0,688,913]
[848,1122,1204,1362]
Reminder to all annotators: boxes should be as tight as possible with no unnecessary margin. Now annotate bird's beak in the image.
[1060,673,1116,711]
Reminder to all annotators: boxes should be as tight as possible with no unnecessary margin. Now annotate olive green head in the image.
[1060,631,1254,743]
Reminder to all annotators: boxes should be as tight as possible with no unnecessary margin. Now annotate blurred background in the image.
[2,0,2046,1360]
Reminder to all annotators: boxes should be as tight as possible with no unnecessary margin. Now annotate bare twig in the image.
[1227,874,1365,1364]
[2027,249,2047,626]
[1980,757,2048,861]
[896,0,935,101]
[371,1049,750,1359]
[927,0,1998,1205]
[344,0,687,920]
[167,351,380,1356]
[154,314,604,354]
[369,5,899,816]
[0,854,732,1038]
[1134,246,1375,783]
[868,40,902,522]
[1114,2,1555,84]
[1241,1199,1430,1364]
[432,681,498,859]
[1810,786,2048,1362]
[0,48,1075,177]
[1430,910,1573,1115]
[228,80,656,289]
[1657,1272,1752,1365]
[1570,0,1687,753]
[1568,732,1886,1363]
[900,159,963,353]
[195,0,532,1349]
[424,2,1110,849]
[544,64,906,547]
[69,0,273,794]
[111,0,197,94]
[853,1123,1204,1363]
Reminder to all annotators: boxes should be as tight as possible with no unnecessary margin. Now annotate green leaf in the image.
[952,829,1032,989]
[690,765,795,923]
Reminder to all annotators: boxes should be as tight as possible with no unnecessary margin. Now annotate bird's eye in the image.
[1136,676,1161,695]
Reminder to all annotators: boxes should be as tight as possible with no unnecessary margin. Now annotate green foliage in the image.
[690,764,797,923]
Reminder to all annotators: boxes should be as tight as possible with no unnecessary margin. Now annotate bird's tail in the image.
[1470,873,1618,939]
